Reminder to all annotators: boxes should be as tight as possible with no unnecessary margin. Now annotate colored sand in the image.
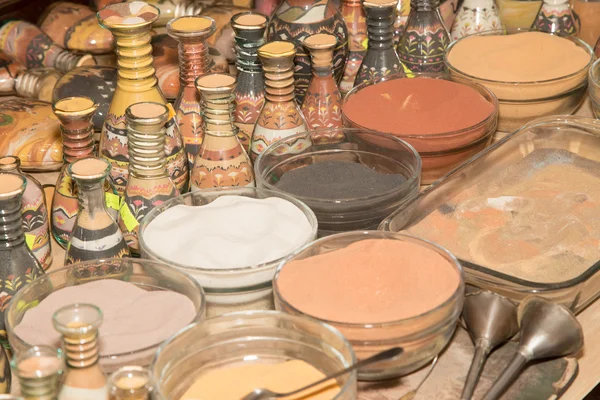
[276,239,460,324]
[181,360,340,400]
[276,160,406,200]
[407,149,600,283]
[14,279,196,355]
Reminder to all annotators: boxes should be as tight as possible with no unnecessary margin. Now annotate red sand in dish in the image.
[276,239,460,324]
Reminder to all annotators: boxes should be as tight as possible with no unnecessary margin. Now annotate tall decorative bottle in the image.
[110,366,153,400]
[167,16,216,170]
[53,304,108,400]
[64,158,130,265]
[191,74,254,189]
[340,0,367,95]
[0,173,44,344]
[12,345,65,400]
[393,0,411,44]
[97,2,189,195]
[355,0,402,87]
[0,156,52,270]
[231,12,268,151]
[531,0,578,35]
[450,0,504,39]
[119,103,179,255]
[397,0,450,73]
[251,41,309,160]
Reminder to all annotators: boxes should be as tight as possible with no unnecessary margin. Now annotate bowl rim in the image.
[590,58,600,90]
[272,230,465,330]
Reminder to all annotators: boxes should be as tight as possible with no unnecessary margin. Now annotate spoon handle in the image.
[482,352,528,400]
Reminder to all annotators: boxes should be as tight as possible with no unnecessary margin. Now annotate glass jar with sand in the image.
[12,345,64,399]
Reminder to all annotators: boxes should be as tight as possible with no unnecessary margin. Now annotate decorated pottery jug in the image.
[340,0,367,95]
[531,0,578,35]
[394,0,411,43]
[450,0,504,40]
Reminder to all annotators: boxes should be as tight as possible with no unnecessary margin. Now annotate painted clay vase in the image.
[251,41,309,160]
[340,0,367,95]
[301,33,344,133]
[231,12,268,151]
[39,2,114,54]
[0,53,62,103]
[119,102,179,255]
[167,16,217,169]
[12,346,64,400]
[394,0,411,44]
[0,51,25,97]
[65,157,130,264]
[191,73,254,189]
[97,2,189,195]
[0,173,44,343]
[531,0,578,35]
[0,20,96,72]
[52,66,118,133]
[0,99,63,172]
[450,0,504,40]
[355,0,403,87]
[255,0,282,15]
[0,156,52,271]
[267,0,349,104]
[397,0,451,73]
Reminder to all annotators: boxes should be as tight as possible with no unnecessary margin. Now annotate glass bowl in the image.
[273,231,465,380]
[342,73,498,184]
[445,29,594,132]
[254,129,421,236]
[151,310,357,399]
[138,187,318,318]
[589,58,600,119]
[5,258,205,373]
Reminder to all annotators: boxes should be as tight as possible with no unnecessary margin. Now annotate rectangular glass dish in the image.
[379,116,600,313]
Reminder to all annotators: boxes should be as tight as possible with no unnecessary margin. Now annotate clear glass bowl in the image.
[342,73,498,184]
[273,231,465,380]
[138,187,318,318]
[589,58,600,119]
[380,116,600,314]
[445,29,594,132]
[151,310,357,399]
[254,129,421,236]
[5,258,205,373]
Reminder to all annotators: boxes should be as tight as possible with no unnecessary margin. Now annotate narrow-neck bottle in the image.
[14,68,64,103]
[119,102,179,255]
[0,156,52,270]
[109,366,153,400]
[451,0,504,39]
[0,173,44,345]
[65,158,130,265]
[53,304,108,400]
[231,12,267,151]
[12,345,64,400]
[97,2,189,196]
[191,73,254,189]
[142,0,214,27]
[393,0,410,44]
[355,0,402,87]
[531,0,578,35]
[397,0,450,73]
[167,16,217,170]
[251,41,308,161]
[340,0,368,95]
[0,51,25,97]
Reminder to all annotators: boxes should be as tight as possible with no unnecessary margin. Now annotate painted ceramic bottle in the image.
[255,0,282,16]
[64,158,130,265]
[397,0,451,73]
[531,0,578,35]
[394,0,411,44]
[340,0,367,95]
[191,74,254,189]
[119,102,179,255]
[110,366,153,400]
[355,0,402,87]
[301,33,343,132]
[167,16,217,169]
[267,0,349,104]
[0,157,52,270]
[231,12,268,151]
[97,2,189,195]
[0,173,44,344]
[39,2,114,54]
[12,345,65,400]
[251,41,309,160]
[0,51,25,97]
[12,68,63,103]
[0,21,95,72]
[450,0,504,39]
[53,304,108,400]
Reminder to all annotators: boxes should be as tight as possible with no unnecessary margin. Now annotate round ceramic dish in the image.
[138,187,318,318]
[445,29,594,132]
[151,310,357,399]
[589,58,600,119]
[254,129,421,236]
[5,258,205,373]
[342,74,498,184]
[273,231,465,380]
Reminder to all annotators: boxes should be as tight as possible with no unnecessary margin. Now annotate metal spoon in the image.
[241,347,403,400]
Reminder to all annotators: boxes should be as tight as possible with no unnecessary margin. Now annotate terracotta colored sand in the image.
[70,158,107,176]
[0,173,23,194]
[54,97,95,112]
[235,14,267,26]
[129,102,167,119]
[343,78,494,136]
[277,239,460,324]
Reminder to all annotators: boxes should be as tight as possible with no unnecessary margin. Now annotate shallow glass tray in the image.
[379,116,600,313]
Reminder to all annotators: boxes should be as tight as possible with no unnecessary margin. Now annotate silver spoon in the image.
[241,347,403,400]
